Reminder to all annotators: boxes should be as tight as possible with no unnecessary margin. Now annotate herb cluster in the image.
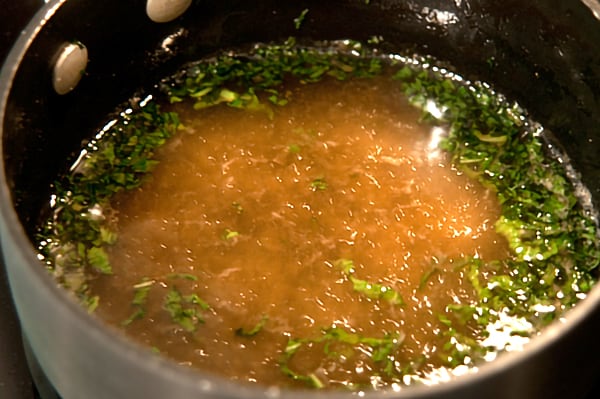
[281,326,405,389]
[395,63,600,364]
[38,103,180,310]
[163,37,383,114]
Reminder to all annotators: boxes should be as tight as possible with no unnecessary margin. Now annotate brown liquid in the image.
[90,76,509,388]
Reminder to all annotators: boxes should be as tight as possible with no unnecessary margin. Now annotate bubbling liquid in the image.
[90,76,509,388]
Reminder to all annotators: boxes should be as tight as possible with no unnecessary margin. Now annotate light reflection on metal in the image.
[582,0,600,20]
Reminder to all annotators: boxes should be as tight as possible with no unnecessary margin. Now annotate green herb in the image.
[223,229,240,240]
[310,177,328,191]
[294,9,309,30]
[85,295,100,313]
[231,201,244,214]
[163,286,210,333]
[122,278,155,326]
[280,326,404,388]
[350,278,405,306]
[288,144,301,154]
[280,354,324,389]
[123,275,210,332]
[335,259,405,306]
[235,314,269,337]
[418,266,440,291]
[367,35,383,45]
[86,247,111,275]
[122,308,146,327]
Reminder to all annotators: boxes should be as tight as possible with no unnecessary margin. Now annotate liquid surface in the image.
[91,76,509,387]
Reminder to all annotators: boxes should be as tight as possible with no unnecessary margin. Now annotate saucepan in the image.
[2,0,600,398]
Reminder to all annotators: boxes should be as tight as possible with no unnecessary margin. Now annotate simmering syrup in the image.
[90,76,509,387]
